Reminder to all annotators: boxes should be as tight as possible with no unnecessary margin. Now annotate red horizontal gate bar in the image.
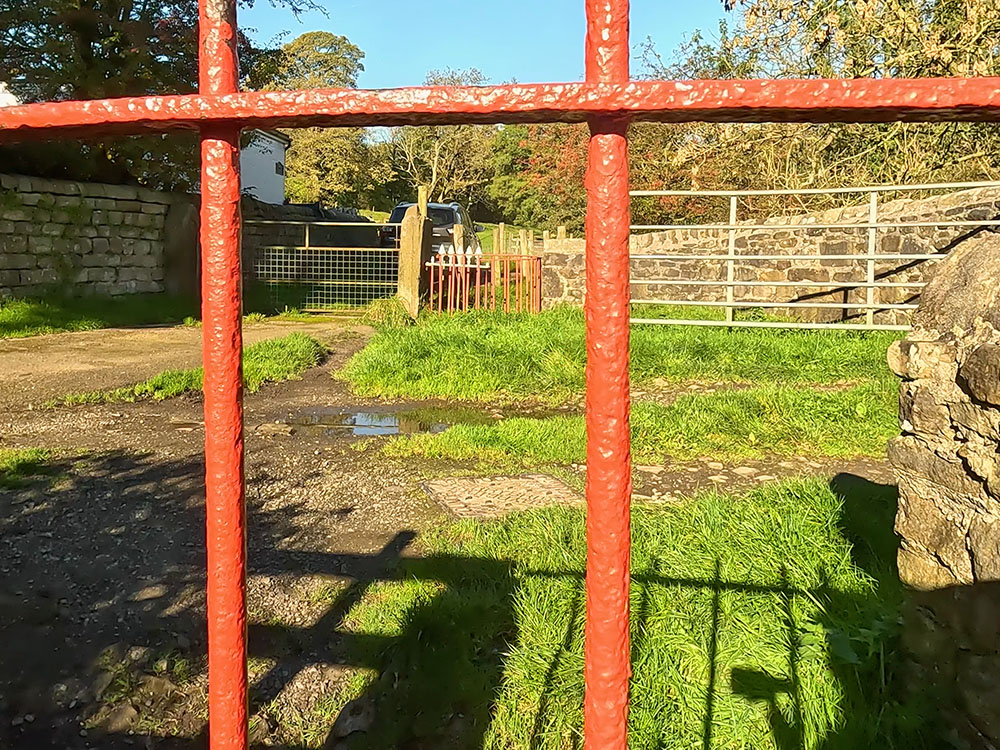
[3,77,1000,140]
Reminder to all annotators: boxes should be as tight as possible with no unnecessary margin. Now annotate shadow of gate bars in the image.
[2,0,999,747]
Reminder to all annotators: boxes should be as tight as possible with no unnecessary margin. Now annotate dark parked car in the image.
[379,201,484,254]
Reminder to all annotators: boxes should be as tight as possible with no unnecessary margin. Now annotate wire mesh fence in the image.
[248,220,401,310]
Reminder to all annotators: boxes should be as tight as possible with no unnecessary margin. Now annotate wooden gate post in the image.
[397,205,433,318]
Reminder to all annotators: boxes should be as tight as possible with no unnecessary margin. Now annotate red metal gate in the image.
[2,3,999,749]
[428,253,543,314]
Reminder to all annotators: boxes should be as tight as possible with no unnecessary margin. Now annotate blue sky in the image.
[239,1,728,89]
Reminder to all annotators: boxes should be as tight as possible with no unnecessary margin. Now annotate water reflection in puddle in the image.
[290,407,492,437]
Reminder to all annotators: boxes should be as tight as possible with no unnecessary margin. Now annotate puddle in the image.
[288,407,494,437]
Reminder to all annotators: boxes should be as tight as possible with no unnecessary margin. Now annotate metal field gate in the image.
[4,0,1000,748]
[628,181,1000,332]
[247,219,401,310]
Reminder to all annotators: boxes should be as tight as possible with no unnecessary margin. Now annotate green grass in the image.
[54,333,325,406]
[385,382,897,464]
[0,448,52,488]
[0,294,197,339]
[331,478,932,749]
[340,307,898,403]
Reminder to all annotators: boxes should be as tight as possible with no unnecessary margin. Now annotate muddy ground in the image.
[0,320,896,749]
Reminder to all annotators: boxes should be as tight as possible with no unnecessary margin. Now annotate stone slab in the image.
[422,474,582,518]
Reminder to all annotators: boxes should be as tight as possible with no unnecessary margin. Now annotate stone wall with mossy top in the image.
[0,173,183,298]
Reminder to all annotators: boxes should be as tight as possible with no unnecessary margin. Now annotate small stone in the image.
[11,716,23,727]
[732,467,758,477]
[93,672,114,701]
[707,461,724,470]
[332,698,374,738]
[131,584,167,602]
[102,704,138,733]
[755,475,777,482]
[708,475,728,482]
[637,465,664,474]
[139,675,176,701]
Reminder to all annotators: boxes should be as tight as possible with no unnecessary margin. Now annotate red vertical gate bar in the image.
[199,0,248,746]
[583,1,632,749]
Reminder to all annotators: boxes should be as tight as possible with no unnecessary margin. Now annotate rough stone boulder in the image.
[888,230,1000,747]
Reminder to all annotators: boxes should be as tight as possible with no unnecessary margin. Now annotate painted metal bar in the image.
[6,78,1000,141]
[636,280,926,288]
[631,318,911,331]
[245,221,402,227]
[629,253,944,261]
[259,246,400,253]
[583,1,631,748]
[198,0,247,746]
[262,279,397,287]
[630,219,1000,230]
[631,180,1000,197]
[866,192,878,326]
[630,299,920,310]
[725,196,737,325]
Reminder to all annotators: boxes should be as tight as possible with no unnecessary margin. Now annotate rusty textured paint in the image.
[199,0,248,745]
[3,77,1000,140]
[584,1,632,749]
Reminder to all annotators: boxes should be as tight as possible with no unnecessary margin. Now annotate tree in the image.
[265,30,364,90]
[0,0,316,189]
[632,1,1000,219]
[389,69,497,205]
[253,31,391,208]
[283,128,395,208]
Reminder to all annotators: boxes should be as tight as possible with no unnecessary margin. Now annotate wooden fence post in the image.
[397,205,433,318]
[453,222,465,254]
[417,185,429,218]
[557,225,567,241]
[498,222,507,253]
[519,228,528,253]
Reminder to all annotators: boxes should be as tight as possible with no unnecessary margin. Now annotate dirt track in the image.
[0,320,359,412]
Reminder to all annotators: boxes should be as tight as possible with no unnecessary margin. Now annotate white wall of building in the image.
[240,131,288,205]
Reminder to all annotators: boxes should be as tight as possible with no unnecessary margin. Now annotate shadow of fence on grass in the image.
[0,459,944,750]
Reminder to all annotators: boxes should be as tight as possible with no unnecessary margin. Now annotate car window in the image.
[428,208,455,226]
[388,206,408,223]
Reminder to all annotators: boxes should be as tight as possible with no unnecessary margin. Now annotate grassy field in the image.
[386,382,896,465]
[326,478,931,749]
[341,308,898,403]
[0,294,197,339]
[53,333,325,406]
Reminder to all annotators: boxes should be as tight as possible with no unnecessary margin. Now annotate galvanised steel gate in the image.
[629,181,1000,332]
[2,1,999,748]
[246,219,402,310]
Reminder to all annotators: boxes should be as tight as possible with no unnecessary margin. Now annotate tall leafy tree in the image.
[256,30,393,208]
[0,0,315,188]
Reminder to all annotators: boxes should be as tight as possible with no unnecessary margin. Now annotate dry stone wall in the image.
[888,230,1000,747]
[542,187,1000,325]
[0,173,179,298]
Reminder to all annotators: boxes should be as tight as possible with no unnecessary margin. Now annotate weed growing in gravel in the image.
[333,478,934,749]
[385,382,897,464]
[0,448,51,487]
[53,333,325,406]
